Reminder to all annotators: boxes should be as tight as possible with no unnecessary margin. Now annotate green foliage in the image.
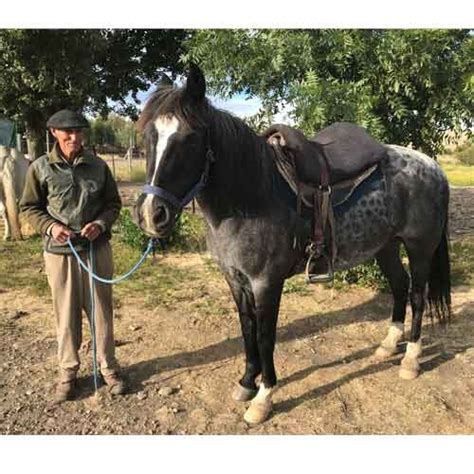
[89,113,138,151]
[114,208,207,253]
[114,208,149,250]
[454,140,474,166]
[89,117,117,147]
[283,275,310,294]
[0,29,188,157]
[185,29,473,156]
[334,260,390,291]
[166,211,207,252]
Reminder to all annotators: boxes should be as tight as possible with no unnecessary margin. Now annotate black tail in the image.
[427,224,452,325]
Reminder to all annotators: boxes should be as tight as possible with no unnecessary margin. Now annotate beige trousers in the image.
[43,239,119,382]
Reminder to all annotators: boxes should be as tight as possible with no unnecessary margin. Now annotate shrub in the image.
[114,208,207,252]
[455,141,474,166]
[334,259,389,291]
[114,208,148,250]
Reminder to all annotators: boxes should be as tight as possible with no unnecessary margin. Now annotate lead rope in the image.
[67,238,157,395]
[87,243,99,393]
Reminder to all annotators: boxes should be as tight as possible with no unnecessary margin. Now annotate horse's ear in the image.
[183,63,206,103]
[158,73,173,88]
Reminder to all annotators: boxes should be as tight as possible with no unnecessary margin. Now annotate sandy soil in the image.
[0,184,472,435]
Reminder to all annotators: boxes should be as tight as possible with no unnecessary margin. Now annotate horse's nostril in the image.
[153,206,170,227]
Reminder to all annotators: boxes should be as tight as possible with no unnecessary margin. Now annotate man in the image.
[20,109,126,402]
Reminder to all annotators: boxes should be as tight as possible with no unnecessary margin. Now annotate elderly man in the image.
[20,109,126,402]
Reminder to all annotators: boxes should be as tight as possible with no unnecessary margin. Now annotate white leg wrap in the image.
[404,340,422,360]
[253,384,274,404]
[400,340,422,380]
[374,322,404,359]
[243,383,275,425]
[381,323,404,349]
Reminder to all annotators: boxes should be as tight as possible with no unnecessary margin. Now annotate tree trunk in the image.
[25,124,45,160]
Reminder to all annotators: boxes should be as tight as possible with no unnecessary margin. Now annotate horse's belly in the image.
[333,186,392,269]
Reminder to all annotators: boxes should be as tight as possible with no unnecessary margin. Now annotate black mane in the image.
[139,85,277,214]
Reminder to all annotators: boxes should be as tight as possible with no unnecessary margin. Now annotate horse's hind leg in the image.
[373,240,409,359]
[399,240,434,380]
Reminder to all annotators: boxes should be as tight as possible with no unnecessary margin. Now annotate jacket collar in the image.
[47,142,95,165]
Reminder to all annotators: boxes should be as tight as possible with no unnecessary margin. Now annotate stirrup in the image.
[305,251,334,284]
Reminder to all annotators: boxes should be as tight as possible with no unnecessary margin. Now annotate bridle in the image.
[142,128,215,210]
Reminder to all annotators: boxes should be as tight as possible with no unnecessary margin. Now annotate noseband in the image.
[142,131,215,210]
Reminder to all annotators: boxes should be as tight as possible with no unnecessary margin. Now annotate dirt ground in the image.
[0,184,473,435]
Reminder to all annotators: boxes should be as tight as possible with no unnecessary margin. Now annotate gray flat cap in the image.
[46,109,90,130]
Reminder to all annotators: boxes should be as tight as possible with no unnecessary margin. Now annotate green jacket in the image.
[20,143,122,253]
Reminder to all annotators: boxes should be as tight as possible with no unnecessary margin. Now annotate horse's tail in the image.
[427,222,451,325]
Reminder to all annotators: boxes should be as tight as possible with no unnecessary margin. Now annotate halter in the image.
[142,130,215,210]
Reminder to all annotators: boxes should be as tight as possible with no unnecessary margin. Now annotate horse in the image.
[0,145,29,240]
[134,64,451,425]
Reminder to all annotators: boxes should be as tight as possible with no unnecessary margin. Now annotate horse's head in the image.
[134,64,212,238]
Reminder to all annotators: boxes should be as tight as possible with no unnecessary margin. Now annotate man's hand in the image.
[80,222,102,241]
[51,224,75,244]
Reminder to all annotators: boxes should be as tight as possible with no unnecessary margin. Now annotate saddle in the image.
[264,122,387,283]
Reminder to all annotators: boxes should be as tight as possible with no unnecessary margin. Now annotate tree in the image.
[89,113,138,152]
[0,29,189,158]
[183,29,473,155]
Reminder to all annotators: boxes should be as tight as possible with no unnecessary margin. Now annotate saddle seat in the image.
[264,121,387,187]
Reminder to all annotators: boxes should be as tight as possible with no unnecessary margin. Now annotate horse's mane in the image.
[139,85,276,213]
[137,86,209,132]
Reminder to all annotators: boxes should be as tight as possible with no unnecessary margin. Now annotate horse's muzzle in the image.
[134,194,176,238]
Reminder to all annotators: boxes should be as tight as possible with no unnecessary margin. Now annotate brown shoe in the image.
[102,373,127,395]
[55,379,77,403]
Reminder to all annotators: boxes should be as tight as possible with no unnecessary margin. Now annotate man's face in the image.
[50,128,84,159]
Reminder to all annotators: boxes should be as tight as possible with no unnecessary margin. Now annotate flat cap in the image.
[46,109,89,130]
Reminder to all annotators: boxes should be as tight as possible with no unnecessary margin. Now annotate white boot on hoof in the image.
[244,400,273,425]
[399,341,421,380]
[232,384,258,402]
[374,344,398,360]
[243,383,275,425]
[373,323,404,361]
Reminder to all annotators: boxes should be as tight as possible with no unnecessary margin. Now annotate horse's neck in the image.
[198,126,277,222]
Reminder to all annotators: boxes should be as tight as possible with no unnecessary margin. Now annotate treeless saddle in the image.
[263,122,387,283]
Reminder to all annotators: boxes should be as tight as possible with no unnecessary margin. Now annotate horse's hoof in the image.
[232,385,258,402]
[399,367,419,380]
[243,400,273,425]
[373,345,397,360]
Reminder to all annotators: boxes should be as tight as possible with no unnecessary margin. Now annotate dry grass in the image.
[438,154,474,187]
[101,154,146,183]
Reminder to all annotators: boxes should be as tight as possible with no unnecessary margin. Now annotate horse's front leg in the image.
[243,279,283,425]
[225,274,261,402]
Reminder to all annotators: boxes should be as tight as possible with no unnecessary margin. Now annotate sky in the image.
[135,88,293,123]
[136,87,264,119]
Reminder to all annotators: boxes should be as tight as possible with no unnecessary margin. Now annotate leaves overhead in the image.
[184,29,473,155]
[0,29,188,130]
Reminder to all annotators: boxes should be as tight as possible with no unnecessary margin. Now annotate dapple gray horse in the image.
[134,64,451,424]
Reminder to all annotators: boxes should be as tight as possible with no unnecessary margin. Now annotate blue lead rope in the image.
[67,238,155,284]
[67,237,156,393]
[87,243,99,393]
